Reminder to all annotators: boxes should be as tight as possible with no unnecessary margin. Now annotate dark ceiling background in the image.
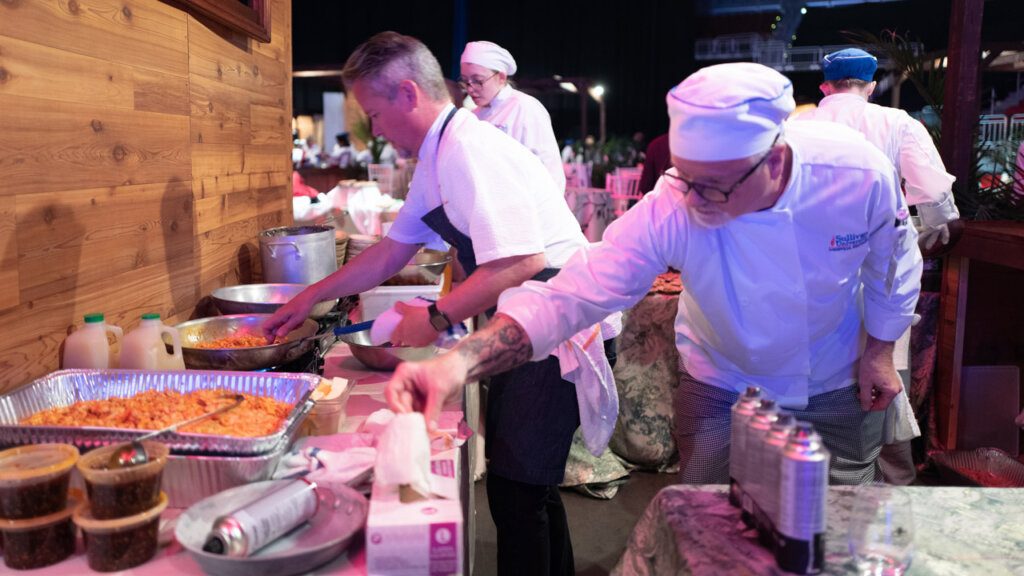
[292,0,697,143]
[292,0,1023,144]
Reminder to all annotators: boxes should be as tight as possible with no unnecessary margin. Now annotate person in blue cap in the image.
[796,47,959,251]
[794,46,960,486]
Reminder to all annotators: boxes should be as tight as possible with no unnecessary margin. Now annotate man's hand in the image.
[262,289,317,341]
[858,336,903,411]
[386,353,468,432]
[389,301,439,347]
[1015,408,1024,429]
[918,223,950,250]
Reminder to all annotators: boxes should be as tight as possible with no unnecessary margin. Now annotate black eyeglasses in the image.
[661,133,780,203]
[456,71,498,90]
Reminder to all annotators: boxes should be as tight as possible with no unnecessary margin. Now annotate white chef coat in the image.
[795,93,959,226]
[387,104,585,269]
[499,121,922,408]
[474,85,566,191]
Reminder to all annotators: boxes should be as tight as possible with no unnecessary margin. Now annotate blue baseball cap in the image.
[822,48,877,81]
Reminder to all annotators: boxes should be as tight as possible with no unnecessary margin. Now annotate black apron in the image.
[418,107,577,485]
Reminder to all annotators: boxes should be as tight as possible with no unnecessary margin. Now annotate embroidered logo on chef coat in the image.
[829,232,868,251]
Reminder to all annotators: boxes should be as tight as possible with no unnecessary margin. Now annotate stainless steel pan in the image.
[211,284,336,319]
[176,314,324,371]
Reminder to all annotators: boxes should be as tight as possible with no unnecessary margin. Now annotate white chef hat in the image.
[667,63,794,162]
[460,41,517,76]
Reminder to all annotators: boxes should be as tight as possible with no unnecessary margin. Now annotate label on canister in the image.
[204,478,320,557]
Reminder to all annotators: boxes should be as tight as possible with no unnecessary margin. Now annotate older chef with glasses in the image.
[459,41,565,190]
[388,62,923,487]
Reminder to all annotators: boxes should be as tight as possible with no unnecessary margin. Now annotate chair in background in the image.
[368,163,396,197]
[1009,113,1024,144]
[610,171,642,217]
[978,114,1008,145]
[565,161,593,188]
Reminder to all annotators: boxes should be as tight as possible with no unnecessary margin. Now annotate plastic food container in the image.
[0,443,79,519]
[0,492,80,570]
[74,491,168,572]
[77,441,169,519]
[298,378,353,437]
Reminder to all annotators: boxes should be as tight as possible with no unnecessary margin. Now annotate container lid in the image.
[74,491,168,534]
[0,491,82,532]
[141,313,161,320]
[77,440,170,485]
[84,313,105,323]
[0,444,79,485]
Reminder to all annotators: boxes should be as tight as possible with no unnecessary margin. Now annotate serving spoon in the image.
[108,393,245,469]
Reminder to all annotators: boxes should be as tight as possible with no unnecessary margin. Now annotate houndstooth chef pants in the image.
[672,361,885,486]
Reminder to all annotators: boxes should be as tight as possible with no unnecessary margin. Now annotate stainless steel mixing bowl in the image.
[334,328,436,371]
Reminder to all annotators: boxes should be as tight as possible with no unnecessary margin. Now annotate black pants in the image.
[486,473,575,576]
[485,339,617,576]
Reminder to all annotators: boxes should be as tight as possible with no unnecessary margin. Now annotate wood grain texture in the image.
[0,0,292,392]
[0,94,191,196]
[0,202,19,311]
[0,0,188,76]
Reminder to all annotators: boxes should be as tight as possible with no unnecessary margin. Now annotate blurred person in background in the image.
[460,41,565,190]
[794,47,961,485]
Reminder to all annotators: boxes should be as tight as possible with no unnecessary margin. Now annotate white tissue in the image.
[373,413,432,499]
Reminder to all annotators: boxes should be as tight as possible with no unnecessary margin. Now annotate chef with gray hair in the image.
[388,62,923,486]
[460,40,565,189]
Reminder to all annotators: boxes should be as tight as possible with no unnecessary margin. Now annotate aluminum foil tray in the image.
[930,447,1024,488]
[0,369,318,455]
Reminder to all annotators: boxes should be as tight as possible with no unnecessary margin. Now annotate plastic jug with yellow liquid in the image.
[120,313,186,370]
[62,314,123,369]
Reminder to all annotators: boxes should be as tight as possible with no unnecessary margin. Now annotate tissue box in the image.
[366,448,462,576]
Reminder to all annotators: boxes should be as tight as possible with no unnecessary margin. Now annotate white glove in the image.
[918,223,950,250]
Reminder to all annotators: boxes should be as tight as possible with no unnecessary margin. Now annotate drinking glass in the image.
[848,483,915,576]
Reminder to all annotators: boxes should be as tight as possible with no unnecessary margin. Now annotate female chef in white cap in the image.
[460,41,566,190]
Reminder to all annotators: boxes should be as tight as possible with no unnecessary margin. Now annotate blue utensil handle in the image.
[334,320,374,336]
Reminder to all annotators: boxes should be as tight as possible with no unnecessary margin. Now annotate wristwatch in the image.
[427,302,452,332]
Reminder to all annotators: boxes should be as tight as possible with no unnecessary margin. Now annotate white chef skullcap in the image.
[667,63,794,162]
[460,41,517,76]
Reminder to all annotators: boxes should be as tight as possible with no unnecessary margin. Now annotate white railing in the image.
[694,35,920,73]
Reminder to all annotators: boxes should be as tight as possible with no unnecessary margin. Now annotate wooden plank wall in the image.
[0,0,293,392]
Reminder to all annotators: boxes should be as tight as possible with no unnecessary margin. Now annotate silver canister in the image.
[758,413,796,549]
[742,399,778,527]
[729,386,762,508]
[776,423,830,575]
[203,478,320,557]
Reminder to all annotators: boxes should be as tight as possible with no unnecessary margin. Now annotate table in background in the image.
[614,484,1024,576]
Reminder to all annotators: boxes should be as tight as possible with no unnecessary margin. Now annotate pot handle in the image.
[265,241,302,259]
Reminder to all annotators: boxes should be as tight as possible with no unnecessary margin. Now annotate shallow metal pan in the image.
[176,314,323,371]
[212,284,337,319]
[0,369,317,455]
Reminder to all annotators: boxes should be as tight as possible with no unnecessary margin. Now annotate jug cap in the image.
[141,313,161,320]
[84,313,105,323]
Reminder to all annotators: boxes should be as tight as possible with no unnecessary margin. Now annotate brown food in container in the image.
[74,491,168,572]
[0,443,79,520]
[0,491,81,570]
[77,441,168,519]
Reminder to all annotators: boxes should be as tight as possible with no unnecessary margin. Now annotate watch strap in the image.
[428,302,452,331]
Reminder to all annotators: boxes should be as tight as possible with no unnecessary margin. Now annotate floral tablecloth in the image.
[614,484,1024,576]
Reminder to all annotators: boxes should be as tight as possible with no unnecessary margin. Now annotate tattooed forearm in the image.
[456,314,533,381]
